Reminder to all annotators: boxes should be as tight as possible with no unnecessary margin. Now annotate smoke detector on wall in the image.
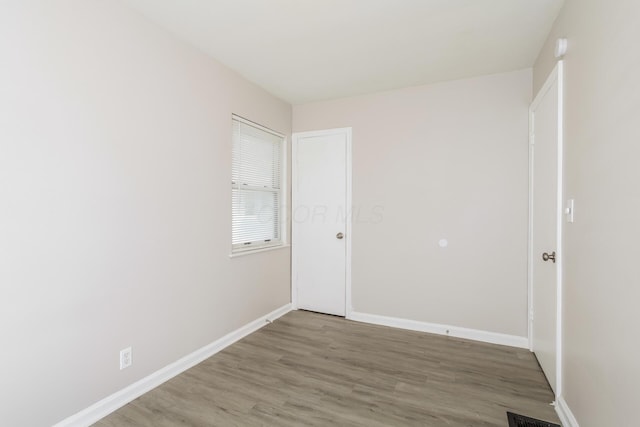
[555,38,568,58]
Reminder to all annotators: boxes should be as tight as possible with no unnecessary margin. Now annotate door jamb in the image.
[291,127,353,318]
[528,61,564,397]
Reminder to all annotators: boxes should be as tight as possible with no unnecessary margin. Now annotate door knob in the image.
[336,232,344,240]
[542,251,556,263]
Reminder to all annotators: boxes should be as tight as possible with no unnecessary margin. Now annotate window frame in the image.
[231,114,287,255]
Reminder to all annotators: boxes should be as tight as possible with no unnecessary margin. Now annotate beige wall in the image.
[294,70,531,337]
[533,1,640,425]
[0,2,291,426]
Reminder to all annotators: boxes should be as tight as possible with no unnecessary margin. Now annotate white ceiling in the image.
[121,0,564,104]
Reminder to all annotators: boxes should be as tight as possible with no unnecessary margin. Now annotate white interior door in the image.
[292,128,351,317]
[530,62,563,395]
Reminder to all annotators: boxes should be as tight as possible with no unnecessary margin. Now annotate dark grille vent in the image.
[507,412,561,427]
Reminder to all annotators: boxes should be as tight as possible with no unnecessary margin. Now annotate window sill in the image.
[229,244,290,258]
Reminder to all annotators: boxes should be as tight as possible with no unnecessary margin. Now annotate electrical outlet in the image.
[120,347,132,370]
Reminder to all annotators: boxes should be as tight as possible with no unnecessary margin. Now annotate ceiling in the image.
[121,0,564,104]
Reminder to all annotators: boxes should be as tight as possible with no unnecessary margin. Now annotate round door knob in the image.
[542,251,556,263]
[336,232,344,239]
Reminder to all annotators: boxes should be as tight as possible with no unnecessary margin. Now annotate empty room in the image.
[1,0,638,426]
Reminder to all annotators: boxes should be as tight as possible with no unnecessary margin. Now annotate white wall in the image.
[294,70,531,337]
[0,1,291,426]
[533,1,640,425]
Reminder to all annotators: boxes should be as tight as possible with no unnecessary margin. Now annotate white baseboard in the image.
[555,395,579,427]
[348,311,528,349]
[54,303,292,427]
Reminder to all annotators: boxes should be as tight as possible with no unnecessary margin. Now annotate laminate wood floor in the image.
[94,310,559,427]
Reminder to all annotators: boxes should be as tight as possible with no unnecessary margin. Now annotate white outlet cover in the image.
[120,347,132,370]
[438,239,448,248]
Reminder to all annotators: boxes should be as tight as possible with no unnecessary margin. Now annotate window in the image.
[231,115,284,253]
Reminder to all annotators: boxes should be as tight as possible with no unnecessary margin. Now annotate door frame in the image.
[291,127,353,317]
[528,61,564,397]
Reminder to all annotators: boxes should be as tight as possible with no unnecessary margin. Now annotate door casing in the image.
[291,127,352,317]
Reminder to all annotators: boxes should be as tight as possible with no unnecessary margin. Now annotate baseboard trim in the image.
[555,395,579,427]
[54,303,292,427]
[348,311,528,349]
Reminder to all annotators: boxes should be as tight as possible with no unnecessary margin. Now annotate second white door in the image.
[530,62,563,395]
[292,128,351,317]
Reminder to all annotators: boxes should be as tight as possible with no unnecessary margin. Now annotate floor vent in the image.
[506,412,561,427]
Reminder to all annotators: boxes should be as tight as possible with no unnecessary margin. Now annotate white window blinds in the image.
[232,116,283,251]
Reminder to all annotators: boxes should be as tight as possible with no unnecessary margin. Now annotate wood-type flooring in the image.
[95,310,559,426]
